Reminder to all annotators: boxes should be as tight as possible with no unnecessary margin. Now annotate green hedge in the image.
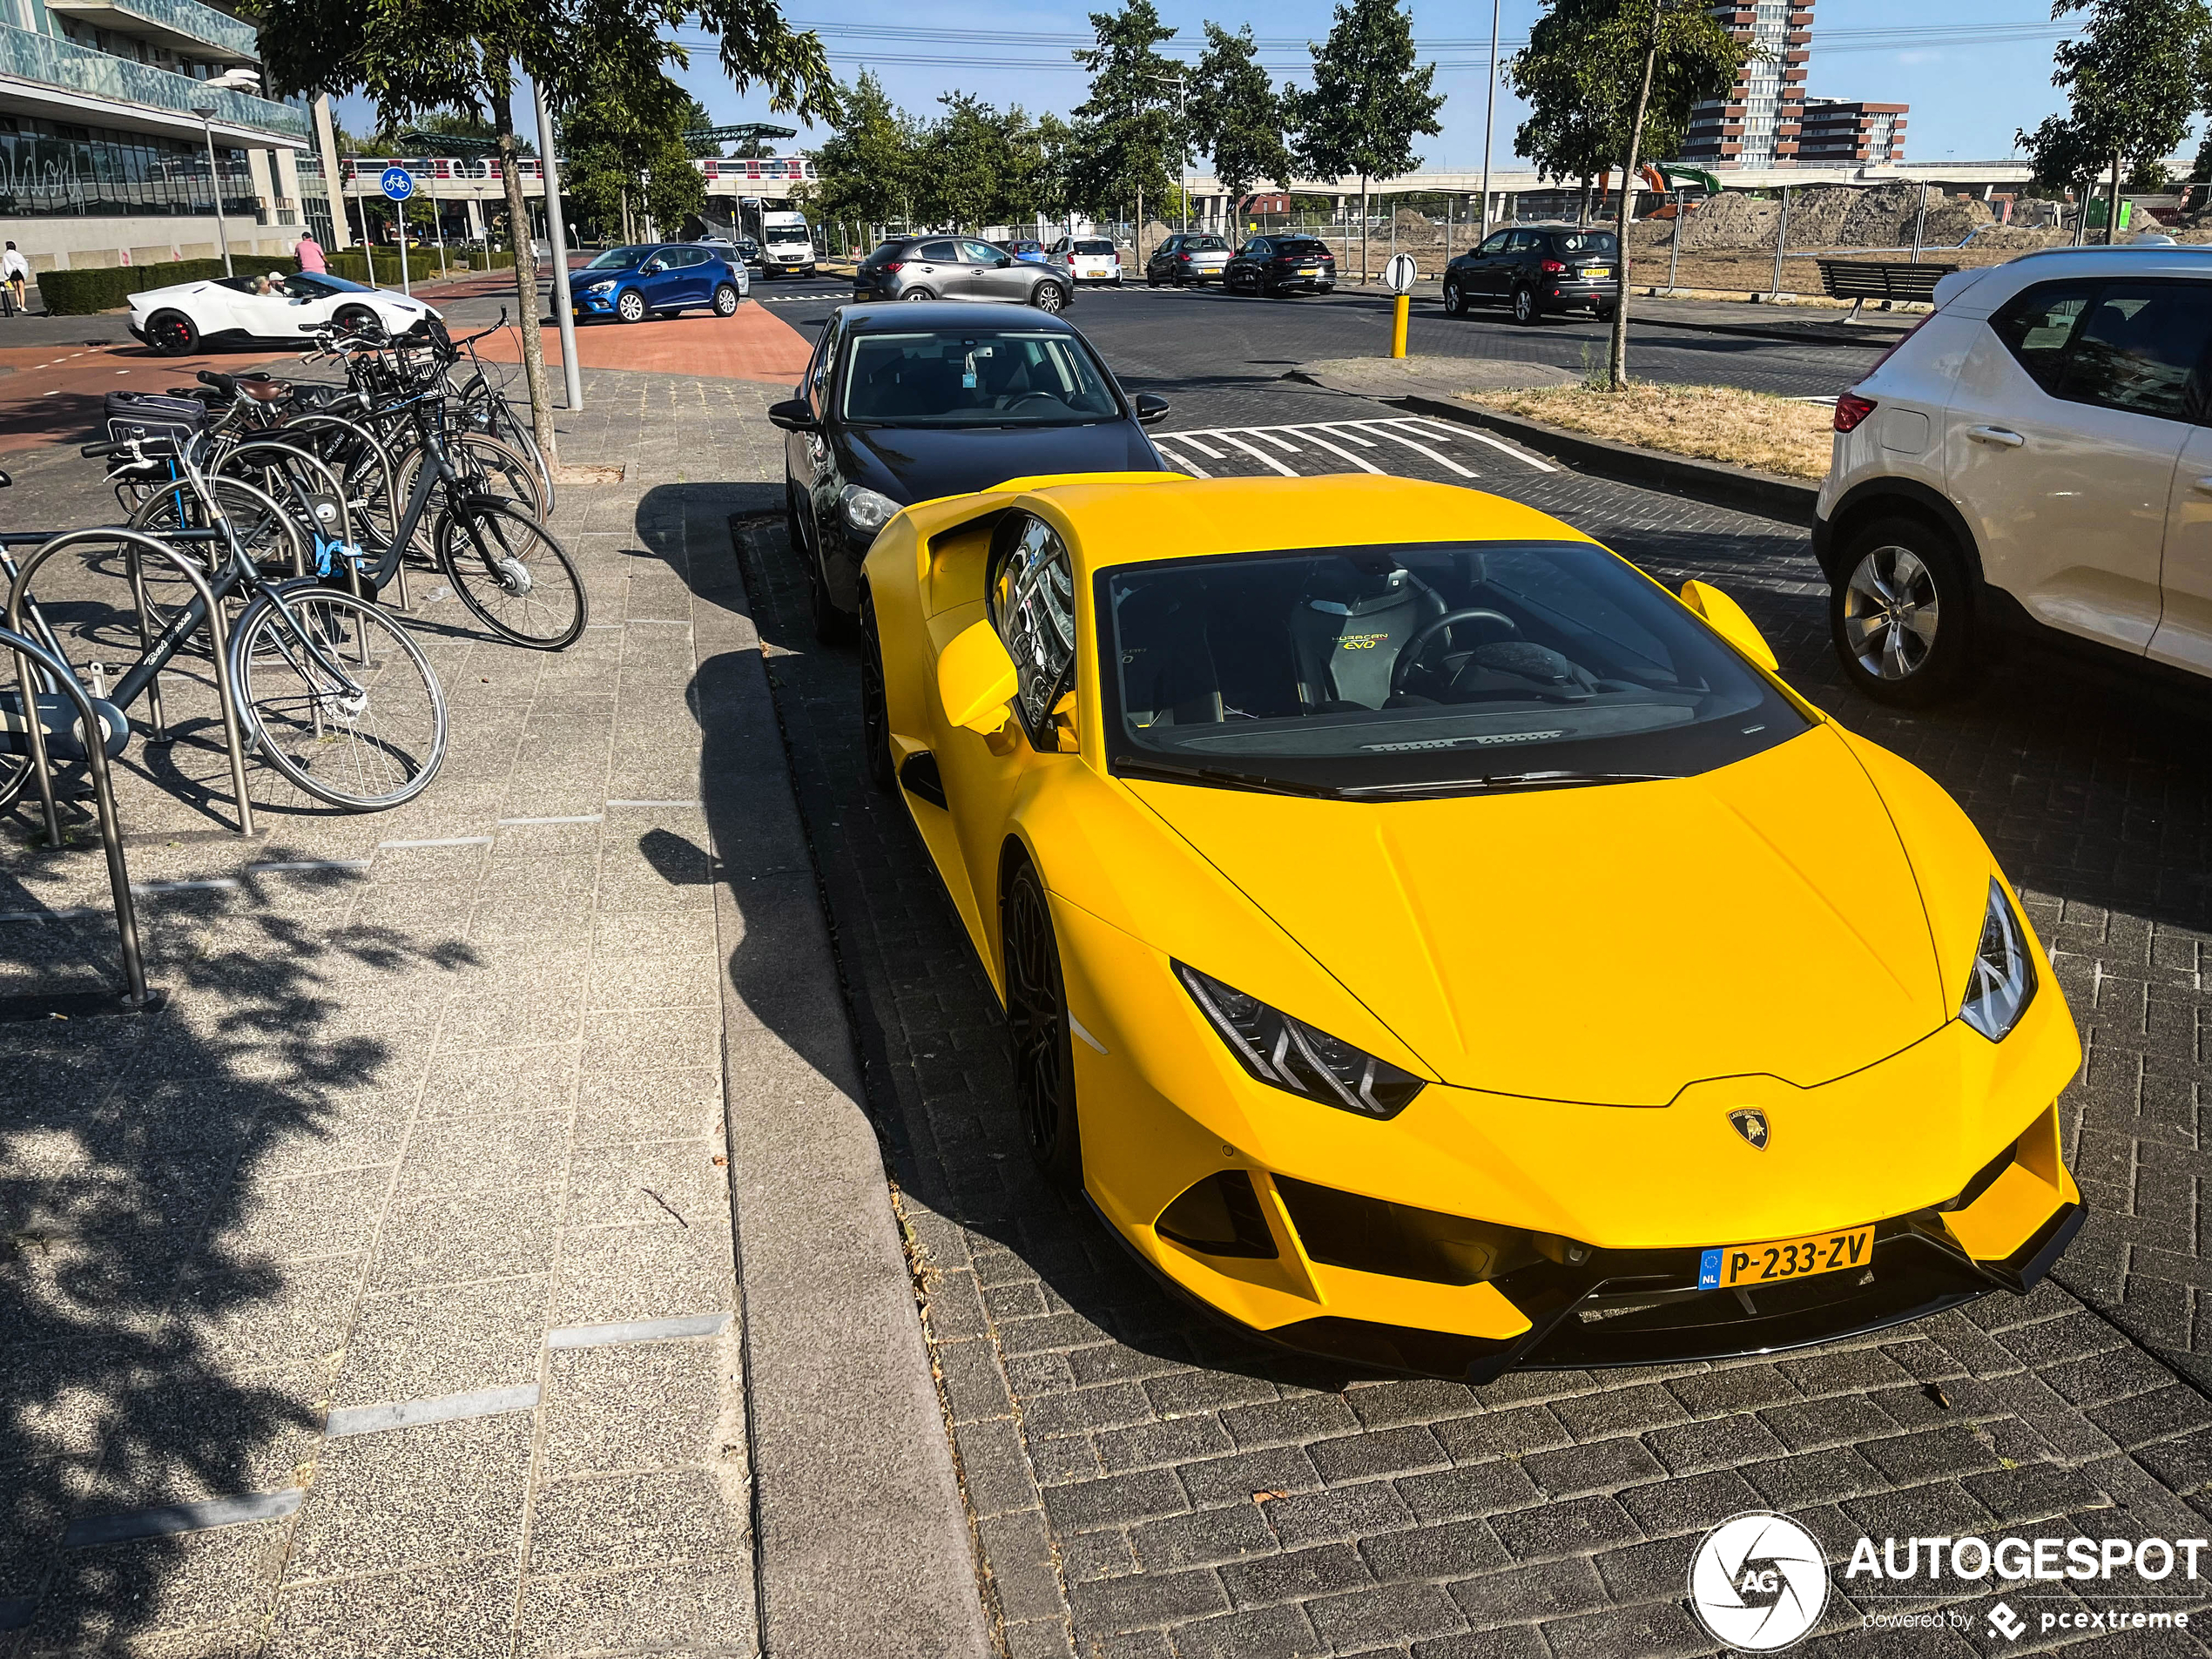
[44,256,300,316]
[323,247,517,286]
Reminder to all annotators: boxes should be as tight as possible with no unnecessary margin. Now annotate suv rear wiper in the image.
[1338,770,1676,799]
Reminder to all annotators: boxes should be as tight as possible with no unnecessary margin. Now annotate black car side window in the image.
[806,319,841,416]
[917,239,959,262]
[2057,281,2212,422]
[1478,231,1512,256]
[1990,282,2094,395]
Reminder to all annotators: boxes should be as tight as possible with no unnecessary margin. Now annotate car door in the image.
[1464,229,1513,299]
[961,239,1027,301]
[1947,278,2208,656]
[1236,239,1267,288]
[908,239,961,299]
[2145,285,2212,676]
[789,314,843,546]
[924,513,1079,958]
[677,246,714,306]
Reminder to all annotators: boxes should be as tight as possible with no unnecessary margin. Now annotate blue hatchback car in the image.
[570,243,747,323]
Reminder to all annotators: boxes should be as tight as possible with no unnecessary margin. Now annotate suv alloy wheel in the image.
[1442,280,1467,318]
[1831,515,1978,705]
[1511,286,1539,326]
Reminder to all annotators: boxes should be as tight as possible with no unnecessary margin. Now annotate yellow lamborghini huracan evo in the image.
[857,473,2084,1381]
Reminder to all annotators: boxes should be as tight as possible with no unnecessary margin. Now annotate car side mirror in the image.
[996,255,1014,267]
[766,398,817,432]
[1133,393,1170,426]
[1678,579,1777,671]
[937,618,1018,734]
[642,260,664,275]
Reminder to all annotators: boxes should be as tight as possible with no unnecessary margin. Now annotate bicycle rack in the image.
[0,624,159,1015]
[6,527,257,844]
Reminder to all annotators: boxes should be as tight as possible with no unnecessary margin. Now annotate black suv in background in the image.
[1223,235,1338,297]
[1442,225,1620,325]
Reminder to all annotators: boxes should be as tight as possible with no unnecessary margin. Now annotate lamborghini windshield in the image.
[842,330,1122,428]
[1100,541,1807,797]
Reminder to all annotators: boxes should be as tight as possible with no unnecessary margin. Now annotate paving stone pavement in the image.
[0,372,789,1655]
[729,388,2212,1659]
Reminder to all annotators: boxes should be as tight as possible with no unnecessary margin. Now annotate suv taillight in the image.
[1541,258,1566,274]
[1834,392,1878,433]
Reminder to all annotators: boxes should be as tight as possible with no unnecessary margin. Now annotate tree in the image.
[806,73,918,235]
[563,77,706,243]
[2018,0,2210,245]
[1291,0,1442,283]
[915,95,1042,232]
[259,0,834,464]
[1069,0,1180,238]
[1190,24,1293,201]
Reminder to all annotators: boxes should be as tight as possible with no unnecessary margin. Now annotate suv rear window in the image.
[1551,232,1616,256]
[1274,240,1331,257]
[1074,240,1116,255]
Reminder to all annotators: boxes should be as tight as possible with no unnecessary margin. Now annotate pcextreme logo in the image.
[1689,1512,1829,1651]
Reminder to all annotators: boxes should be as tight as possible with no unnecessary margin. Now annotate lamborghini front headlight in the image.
[1176,961,1424,1119]
[1960,878,2036,1042]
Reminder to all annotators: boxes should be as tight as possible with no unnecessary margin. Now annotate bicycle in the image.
[1,433,448,818]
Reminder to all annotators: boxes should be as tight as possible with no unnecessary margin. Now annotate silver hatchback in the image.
[1145,233,1231,286]
[853,235,1074,312]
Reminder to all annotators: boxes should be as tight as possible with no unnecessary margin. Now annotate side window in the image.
[960,239,1002,265]
[1508,230,1544,253]
[917,239,959,262]
[989,513,1077,738]
[2059,282,2212,421]
[1478,230,1512,256]
[806,319,841,415]
[1991,282,2094,395]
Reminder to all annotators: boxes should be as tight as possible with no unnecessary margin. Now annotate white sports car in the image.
[128,271,440,355]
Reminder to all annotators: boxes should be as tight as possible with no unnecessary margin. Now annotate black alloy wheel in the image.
[146,310,198,355]
[1442,280,1467,318]
[858,586,894,793]
[1003,860,1081,1184]
[1511,285,1540,326]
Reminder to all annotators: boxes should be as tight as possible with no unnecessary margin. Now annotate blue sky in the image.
[342,0,2161,170]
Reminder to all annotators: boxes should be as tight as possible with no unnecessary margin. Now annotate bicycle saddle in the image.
[240,380,291,403]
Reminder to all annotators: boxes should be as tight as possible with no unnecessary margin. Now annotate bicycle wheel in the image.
[231,583,447,810]
[435,497,586,651]
[394,431,545,543]
[128,475,307,640]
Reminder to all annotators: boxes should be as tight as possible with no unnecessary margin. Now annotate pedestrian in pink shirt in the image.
[294,231,326,274]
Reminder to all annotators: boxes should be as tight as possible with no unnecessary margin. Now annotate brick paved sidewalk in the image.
[0,371,981,1656]
[731,418,2212,1658]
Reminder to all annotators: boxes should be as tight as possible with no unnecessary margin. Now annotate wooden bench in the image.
[1814,259,1957,320]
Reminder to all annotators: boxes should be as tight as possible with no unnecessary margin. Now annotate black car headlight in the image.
[841,485,900,539]
[1959,878,2037,1042]
[1176,961,1423,1119]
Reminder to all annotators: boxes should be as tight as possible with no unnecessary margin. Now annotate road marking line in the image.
[131,878,240,894]
[246,860,371,873]
[547,1312,732,1348]
[376,835,491,848]
[1427,424,1558,472]
[1204,430,1298,475]
[499,813,604,825]
[64,1489,305,1548]
[1310,423,1379,447]
[1160,431,1224,458]
[1384,416,1556,472]
[1345,421,1477,477]
[1152,444,1212,478]
[606,799,703,809]
[1241,428,1301,453]
[1277,426,1382,473]
[327,1384,541,1438]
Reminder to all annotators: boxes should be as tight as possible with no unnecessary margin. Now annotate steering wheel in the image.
[1003,390,1060,410]
[1390,607,1521,692]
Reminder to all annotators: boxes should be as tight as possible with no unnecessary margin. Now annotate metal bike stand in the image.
[0,625,161,1016]
[7,528,258,840]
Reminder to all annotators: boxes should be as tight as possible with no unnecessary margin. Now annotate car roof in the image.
[1934,244,2212,318]
[898,475,1595,572]
[837,300,1079,335]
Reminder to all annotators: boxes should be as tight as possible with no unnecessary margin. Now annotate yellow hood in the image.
[1127,727,1949,1105]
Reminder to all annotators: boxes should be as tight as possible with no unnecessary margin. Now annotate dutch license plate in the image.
[1699,1224,1873,1289]
[1583,266,1612,279]
[1298,266,1319,275]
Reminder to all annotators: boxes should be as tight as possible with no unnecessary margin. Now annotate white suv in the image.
[1816,246,2212,704]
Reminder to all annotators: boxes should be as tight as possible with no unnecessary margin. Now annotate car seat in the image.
[1289,567,1444,711]
[1116,583,1223,728]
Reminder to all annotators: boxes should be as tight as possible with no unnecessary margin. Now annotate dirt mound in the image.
[1626,182,1996,253]
[1837,182,1993,247]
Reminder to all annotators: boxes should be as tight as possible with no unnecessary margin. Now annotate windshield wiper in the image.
[1115,759,1339,798]
[1337,769,1676,799]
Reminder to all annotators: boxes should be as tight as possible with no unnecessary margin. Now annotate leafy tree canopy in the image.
[2017,0,2210,199]
[1068,0,1179,216]
[805,72,920,228]
[1291,0,1441,186]
[1509,0,1744,189]
[1190,24,1293,200]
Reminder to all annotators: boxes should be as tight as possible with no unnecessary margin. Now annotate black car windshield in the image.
[585,245,655,270]
[1553,231,1617,255]
[1100,541,1804,797]
[842,330,1122,427]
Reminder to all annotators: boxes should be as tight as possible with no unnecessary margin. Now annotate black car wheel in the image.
[145,309,198,355]
[1003,859,1081,1184]
[902,287,935,301]
[713,283,740,316]
[858,585,895,793]
[1033,282,1065,314]
[1511,286,1540,326]
[1146,270,1161,287]
[616,290,647,323]
[1831,514,1979,705]
[1442,280,1467,318]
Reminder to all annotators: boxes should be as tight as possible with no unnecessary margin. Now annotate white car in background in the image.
[1049,237,1123,285]
[128,270,440,356]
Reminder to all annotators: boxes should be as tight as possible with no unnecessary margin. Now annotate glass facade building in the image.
[0,111,255,218]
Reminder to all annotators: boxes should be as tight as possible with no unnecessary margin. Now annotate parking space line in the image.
[64,1489,305,1548]
[1345,422,1477,477]
[1274,427,1381,473]
[326,1384,541,1438]
[1204,431,1299,475]
[1161,432,1224,459]
[546,1312,733,1348]
[1388,416,1557,473]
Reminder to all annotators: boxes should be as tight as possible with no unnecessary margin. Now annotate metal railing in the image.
[48,0,258,58]
[0,23,307,138]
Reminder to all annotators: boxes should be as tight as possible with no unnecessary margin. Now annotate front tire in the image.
[1032,282,1065,314]
[615,290,647,323]
[1442,280,1467,318]
[1002,860,1081,1185]
[146,310,199,355]
[1831,515,1979,705]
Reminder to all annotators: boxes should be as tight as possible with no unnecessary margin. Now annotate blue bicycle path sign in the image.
[380,166,415,201]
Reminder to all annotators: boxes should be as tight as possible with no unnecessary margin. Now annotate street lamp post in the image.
[192,105,233,277]
[1479,0,1501,240]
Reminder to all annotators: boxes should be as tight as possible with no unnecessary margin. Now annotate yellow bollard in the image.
[1390,293,1410,359]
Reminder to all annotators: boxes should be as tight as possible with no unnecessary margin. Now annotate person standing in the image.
[1,242,29,316]
[294,230,326,274]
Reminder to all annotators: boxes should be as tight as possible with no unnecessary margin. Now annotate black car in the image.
[768,302,1171,640]
[1222,235,1338,297]
[1442,224,1620,325]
